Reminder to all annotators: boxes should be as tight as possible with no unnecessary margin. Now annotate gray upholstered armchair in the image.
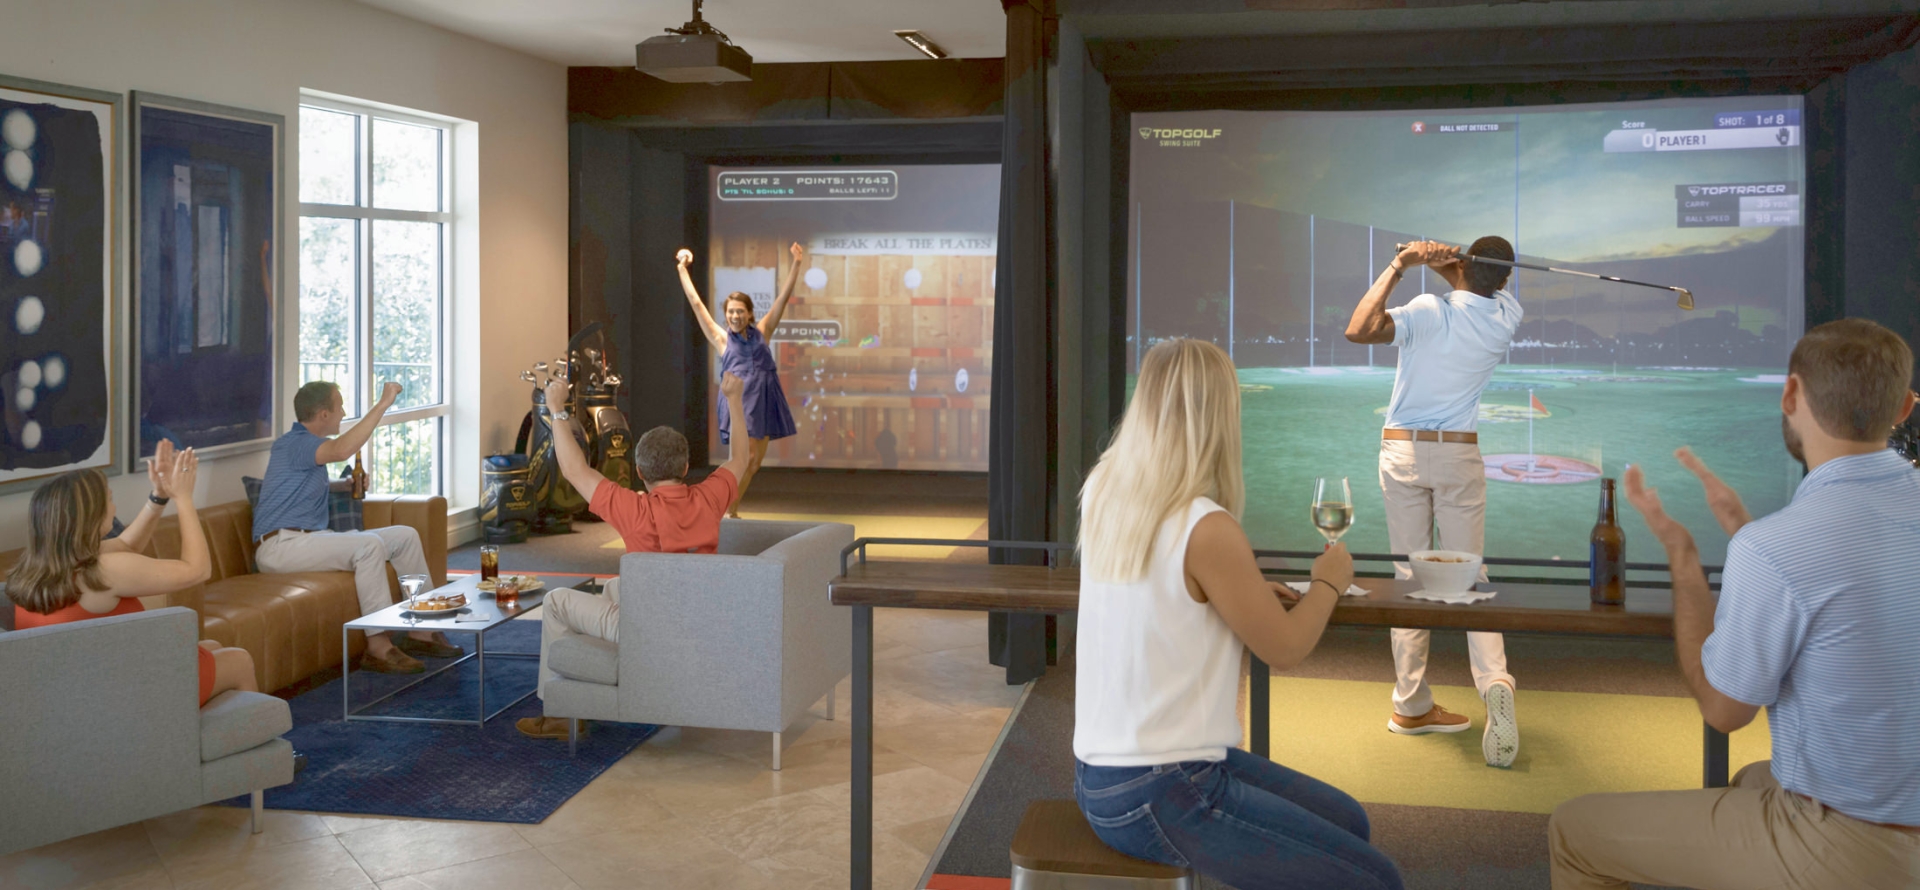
[0,607,295,856]
[539,519,854,769]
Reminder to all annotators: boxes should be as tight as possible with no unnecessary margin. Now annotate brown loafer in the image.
[397,633,464,659]
[515,716,582,740]
[359,648,426,674]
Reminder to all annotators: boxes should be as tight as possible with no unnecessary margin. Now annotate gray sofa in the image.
[0,607,295,856]
[540,519,855,769]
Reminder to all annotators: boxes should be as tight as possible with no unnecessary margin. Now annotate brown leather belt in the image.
[1382,429,1478,444]
[259,528,306,544]
[1792,793,1920,834]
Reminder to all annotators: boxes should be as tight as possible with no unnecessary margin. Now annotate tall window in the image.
[298,100,450,495]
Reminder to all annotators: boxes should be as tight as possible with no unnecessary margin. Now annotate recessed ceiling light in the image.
[893,30,948,60]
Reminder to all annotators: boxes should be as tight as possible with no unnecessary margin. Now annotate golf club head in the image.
[533,361,548,374]
[604,374,623,388]
[556,358,571,379]
[518,371,537,383]
[1674,288,1696,311]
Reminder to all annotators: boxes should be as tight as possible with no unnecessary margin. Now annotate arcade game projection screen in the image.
[707,164,999,472]
[1130,99,1805,565]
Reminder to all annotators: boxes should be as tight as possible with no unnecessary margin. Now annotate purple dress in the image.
[719,326,797,444]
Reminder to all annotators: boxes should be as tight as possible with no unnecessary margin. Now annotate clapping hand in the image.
[171,447,199,504]
[1623,463,1692,551]
[147,439,177,500]
[1675,447,1752,536]
[676,248,694,267]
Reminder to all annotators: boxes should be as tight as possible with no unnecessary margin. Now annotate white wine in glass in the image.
[1312,477,1354,545]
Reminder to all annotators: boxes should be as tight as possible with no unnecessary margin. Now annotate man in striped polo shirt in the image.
[1549,318,1920,889]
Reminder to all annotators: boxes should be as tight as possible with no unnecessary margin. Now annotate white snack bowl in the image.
[1409,550,1482,595]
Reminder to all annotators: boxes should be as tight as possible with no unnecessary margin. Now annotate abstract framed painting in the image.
[0,74,121,496]
[131,92,283,465]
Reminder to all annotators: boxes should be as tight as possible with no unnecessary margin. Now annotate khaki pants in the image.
[537,578,620,697]
[255,527,429,617]
[1550,761,1920,889]
[1378,438,1513,716]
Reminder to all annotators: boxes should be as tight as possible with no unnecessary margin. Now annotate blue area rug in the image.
[221,620,658,824]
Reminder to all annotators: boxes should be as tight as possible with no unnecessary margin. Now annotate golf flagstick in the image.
[1395,243,1695,310]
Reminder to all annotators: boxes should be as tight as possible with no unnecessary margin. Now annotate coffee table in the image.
[342,574,546,726]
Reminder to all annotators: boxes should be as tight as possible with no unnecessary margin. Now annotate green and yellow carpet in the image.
[929,627,1766,890]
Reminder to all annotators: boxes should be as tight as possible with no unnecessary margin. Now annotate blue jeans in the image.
[1075,750,1402,890]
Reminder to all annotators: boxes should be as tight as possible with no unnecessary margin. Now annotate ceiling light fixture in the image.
[893,30,949,60]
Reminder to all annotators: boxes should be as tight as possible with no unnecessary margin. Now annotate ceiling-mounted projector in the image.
[637,0,751,83]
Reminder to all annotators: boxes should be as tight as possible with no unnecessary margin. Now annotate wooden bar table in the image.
[831,541,1723,890]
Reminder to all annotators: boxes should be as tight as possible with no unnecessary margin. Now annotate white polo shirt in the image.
[1382,289,1523,433]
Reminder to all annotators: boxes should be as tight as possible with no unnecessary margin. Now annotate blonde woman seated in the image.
[1074,339,1402,890]
[8,444,258,706]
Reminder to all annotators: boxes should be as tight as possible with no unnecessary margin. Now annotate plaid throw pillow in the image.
[240,474,363,532]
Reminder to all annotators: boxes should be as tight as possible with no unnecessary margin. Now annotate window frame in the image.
[297,97,455,496]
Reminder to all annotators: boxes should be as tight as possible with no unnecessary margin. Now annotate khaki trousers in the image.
[537,578,620,698]
[1549,761,1920,889]
[255,527,429,618]
[1378,438,1513,716]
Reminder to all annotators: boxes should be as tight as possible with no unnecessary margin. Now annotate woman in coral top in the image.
[7,443,257,706]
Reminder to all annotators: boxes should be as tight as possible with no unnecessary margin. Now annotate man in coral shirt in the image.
[516,370,750,739]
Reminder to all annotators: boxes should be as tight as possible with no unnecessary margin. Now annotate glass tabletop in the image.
[343,574,547,634]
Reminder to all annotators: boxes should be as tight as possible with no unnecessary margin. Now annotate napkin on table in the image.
[1403,588,1496,605]
[1283,581,1369,597]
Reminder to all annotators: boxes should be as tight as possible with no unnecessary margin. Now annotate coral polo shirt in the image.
[589,467,738,554]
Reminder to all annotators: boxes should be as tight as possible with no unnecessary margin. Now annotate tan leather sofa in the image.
[2,496,447,693]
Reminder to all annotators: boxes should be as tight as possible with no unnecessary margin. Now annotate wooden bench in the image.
[1010,799,1193,889]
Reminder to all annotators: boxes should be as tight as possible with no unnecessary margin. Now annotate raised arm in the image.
[1184,512,1353,670]
[96,448,210,597]
[758,242,805,340]
[1346,240,1456,345]
[677,249,728,349]
[104,440,177,554]
[544,376,611,502]
[316,381,401,466]
[1623,462,1762,734]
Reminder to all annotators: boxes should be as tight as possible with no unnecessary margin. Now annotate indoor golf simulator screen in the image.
[1129,97,1807,567]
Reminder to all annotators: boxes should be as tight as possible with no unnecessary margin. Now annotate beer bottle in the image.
[351,451,369,500]
[1589,477,1626,605]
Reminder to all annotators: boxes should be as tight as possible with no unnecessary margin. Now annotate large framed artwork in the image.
[131,92,282,464]
[0,75,121,495]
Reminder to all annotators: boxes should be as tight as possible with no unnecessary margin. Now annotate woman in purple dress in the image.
[677,242,803,517]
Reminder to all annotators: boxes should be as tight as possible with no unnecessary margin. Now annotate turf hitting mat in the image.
[1257,677,1771,815]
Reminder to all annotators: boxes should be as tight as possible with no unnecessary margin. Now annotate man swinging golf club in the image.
[1345,236,1523,768]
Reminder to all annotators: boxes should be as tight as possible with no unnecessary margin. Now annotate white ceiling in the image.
[354,0,1009,67]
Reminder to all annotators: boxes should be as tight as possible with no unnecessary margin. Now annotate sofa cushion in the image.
[199,689,292,762]
[550,634,619,686]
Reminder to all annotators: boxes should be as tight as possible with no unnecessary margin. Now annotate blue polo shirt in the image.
[1383,289,1523,432]
[1702,448,1920,825]
[251,422,331,541]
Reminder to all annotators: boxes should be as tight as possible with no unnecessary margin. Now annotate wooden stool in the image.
[1009,799,1195,890]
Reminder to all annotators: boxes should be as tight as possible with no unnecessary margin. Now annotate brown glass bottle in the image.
[1589,477,1626,605]
[351,452,369,501]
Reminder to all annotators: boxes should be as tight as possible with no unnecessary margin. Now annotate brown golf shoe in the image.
[397,633,464,659]
[359,648,425,674]
[1388,703,1471,735]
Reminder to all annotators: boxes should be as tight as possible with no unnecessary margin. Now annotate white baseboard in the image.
[447,507,482,550]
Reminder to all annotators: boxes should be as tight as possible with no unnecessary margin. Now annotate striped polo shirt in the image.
[1702,448,1920,825]
[251,422,330,541]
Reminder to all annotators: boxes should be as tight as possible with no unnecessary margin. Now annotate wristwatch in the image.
[553,409,572,422]
[148,492,170,507]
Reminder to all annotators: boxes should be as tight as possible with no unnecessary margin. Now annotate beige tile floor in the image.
[3,608,1022,890]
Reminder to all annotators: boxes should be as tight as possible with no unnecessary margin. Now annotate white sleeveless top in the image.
[1074,496,1242,766]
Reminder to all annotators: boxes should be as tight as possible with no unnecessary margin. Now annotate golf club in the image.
[1395,242,1695,311]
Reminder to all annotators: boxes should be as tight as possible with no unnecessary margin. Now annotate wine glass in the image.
[399,573,431,609]
[1311,477,1354,547]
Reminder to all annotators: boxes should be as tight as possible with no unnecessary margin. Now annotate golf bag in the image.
[578,385,638,494]
[479,453,535,543]
[514,386,588,534]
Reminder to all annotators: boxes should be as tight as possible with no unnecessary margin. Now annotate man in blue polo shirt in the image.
[253,380,449,674]
[1550,318,1920,888]
[1346,237,1525,768]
